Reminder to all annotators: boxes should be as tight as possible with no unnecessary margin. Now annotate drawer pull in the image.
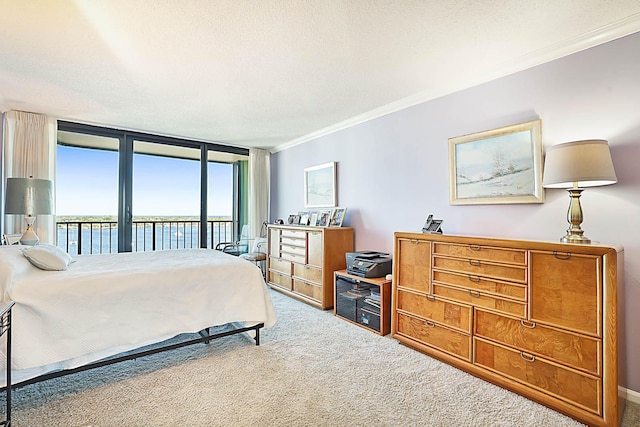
[520,351,536,362]
[425,294,436,302]
[467,274,481,282]
[468,244,481,251]
[553,251,572,260]
[468,259,481,266]
[468,290,481,298]
[424,320,436,328]
[520,319,537,329]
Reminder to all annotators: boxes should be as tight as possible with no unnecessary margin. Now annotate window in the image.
[56,122,248,254]
[57,132,119,255]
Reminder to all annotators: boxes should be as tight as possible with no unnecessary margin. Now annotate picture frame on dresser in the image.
[298,211,310,225]
[317,209,333,227]
[330,207,347,227]
[448,119,544,205]
[309,212,318,227]
[304,162,336,208]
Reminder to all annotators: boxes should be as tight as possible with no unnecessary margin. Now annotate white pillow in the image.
[22,244,75,271]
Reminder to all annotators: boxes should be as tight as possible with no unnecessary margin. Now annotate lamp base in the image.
[19,216,40,246]
[560,232,591,245]
[560,187,591,245]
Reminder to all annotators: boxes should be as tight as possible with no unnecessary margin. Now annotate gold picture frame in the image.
[448,119,544,205]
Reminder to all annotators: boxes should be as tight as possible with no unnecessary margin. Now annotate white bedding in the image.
[0,245,276,385]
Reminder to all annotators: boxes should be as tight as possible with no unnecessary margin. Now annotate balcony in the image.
[57,219,236,255]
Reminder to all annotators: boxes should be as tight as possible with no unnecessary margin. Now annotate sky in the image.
[56,145,233,217]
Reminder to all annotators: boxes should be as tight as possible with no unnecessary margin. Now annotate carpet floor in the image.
[5,289,639,426]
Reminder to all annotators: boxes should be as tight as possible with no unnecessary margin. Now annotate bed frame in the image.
[1,321,264,420]
[13,321,264,388]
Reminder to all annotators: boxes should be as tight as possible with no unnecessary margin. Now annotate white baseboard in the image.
[621,386,640,404]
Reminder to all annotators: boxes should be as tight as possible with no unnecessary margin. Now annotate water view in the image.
[57,217,234,255]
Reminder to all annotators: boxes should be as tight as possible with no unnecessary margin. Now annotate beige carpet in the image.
[6,289,640,427]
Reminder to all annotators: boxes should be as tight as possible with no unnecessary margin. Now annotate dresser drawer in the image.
[474,338,601,415]
[530,251,601,337]
[433,256,527,283]
[293,278,322,302]
[281,229,307,239]
[396,289,471,333]
[474,309,600,375]
[269,257,292,275]
[432,270,526,301]
[397,312,471,361]
[280,244,306,257]
[281,236,305,246]
[280,252,306,264]
[396,238,432,293]
[432,283,526,317]
[294,263,322,284]
[268,270,292,291]
[433,242,526,266]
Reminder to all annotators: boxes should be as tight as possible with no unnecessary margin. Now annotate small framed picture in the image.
[293,214,301,225]
[287,214,296,225]
[330,207,347,227]
[310,212,318,227]
[317,209,333,227]
[298,211,310,226]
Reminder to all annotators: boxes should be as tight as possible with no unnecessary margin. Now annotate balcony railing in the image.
[57,219,236,255]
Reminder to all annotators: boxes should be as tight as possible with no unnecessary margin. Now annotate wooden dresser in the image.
[392,232,624,427]
[267,224,354,309]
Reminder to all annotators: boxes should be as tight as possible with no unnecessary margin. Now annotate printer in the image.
[346,250,392,278]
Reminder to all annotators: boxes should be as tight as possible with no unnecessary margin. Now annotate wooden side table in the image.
[0,301,14,426]
[334,270,391,335]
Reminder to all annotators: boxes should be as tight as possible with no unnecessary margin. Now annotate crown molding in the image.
[272,13,640,153]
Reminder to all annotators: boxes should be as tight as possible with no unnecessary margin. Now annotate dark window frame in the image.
[57,121,248,251]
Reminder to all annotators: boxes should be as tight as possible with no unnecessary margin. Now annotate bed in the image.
[0,244,277,388]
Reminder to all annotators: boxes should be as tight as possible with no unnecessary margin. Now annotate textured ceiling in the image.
[1,1,639,151]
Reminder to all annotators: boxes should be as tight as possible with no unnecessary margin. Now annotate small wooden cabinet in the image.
[267,225,354,309]
[392,232,623,427]
[334,270,391,336]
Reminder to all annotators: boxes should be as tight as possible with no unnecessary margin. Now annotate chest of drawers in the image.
[267,225,354,309]
[392,232,623,427]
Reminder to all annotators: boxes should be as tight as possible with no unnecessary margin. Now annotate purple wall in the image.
[271,32,640,393]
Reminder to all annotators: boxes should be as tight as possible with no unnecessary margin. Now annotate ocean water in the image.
[57,221,234,255]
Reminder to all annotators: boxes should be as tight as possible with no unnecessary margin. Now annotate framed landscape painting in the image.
[304,162,336,208]
[448,120,544,205]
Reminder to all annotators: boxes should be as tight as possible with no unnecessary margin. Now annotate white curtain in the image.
[248,148,270,239]
[2,110,57,244]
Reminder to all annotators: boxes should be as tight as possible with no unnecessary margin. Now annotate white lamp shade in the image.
[4,177,54,215]
[542,140,617,188]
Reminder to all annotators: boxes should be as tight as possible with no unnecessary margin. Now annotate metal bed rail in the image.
[7,322,264,390]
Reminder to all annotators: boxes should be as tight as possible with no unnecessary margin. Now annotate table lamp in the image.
[542,140,617,244]
[4,177,54,245]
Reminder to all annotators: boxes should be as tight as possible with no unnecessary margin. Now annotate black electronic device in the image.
[346,250,392,278]
[422,214,443,234]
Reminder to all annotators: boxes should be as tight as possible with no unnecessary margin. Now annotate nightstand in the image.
[0,301,14,426]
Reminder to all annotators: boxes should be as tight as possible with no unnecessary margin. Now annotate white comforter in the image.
[0,245,276,385]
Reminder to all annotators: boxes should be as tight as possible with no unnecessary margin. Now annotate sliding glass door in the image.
[57,131,120,255]
[56,121,248,254]
[132,140,201,251]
